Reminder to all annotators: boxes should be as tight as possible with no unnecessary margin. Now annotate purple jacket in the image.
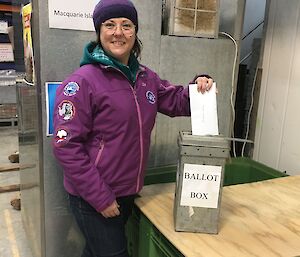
[52,63,190,212]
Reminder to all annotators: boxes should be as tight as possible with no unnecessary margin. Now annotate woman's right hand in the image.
[100,200,120,218]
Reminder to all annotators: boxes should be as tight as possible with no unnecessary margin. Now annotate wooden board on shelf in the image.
[0,4,21,13]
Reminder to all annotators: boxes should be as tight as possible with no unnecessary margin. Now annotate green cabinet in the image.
[223,157,288,186]
[138,214,184,257]
[126,207,183,257]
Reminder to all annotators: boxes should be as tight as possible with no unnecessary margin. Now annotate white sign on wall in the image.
[0,21,8,34]
[180,163,222,209]
[0,44,14,62]
[48,0,99,31]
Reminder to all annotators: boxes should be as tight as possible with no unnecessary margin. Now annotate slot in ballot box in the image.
[174,131,230,234]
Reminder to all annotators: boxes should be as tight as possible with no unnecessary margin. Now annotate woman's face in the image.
[100,17,136,65]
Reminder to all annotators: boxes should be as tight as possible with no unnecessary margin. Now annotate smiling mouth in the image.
[112,41,125,46]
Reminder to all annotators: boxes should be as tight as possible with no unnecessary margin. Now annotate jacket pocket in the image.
[94,139,105,167]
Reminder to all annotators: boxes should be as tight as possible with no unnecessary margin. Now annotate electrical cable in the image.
[219,31,238,157]
[240,50,253,64]
[241,66,258,157]
[22,78,35,86]
[242,20,264,40]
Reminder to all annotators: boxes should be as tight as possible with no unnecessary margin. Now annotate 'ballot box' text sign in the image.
[180,163,222,208]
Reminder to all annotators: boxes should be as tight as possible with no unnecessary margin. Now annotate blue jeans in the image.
[69,194,135,257]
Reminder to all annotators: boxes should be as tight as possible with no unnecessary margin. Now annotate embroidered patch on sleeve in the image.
[54,128,70,146]
[63,82,79,96]
[58,100,75,121]
[146,90,156,104]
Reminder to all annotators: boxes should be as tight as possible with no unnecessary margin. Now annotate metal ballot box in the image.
[174,131,230,234]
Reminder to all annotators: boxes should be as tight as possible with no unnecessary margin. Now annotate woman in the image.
[52,0,213,256]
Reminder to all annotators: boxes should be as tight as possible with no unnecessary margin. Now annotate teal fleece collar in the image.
[80,42,140,83]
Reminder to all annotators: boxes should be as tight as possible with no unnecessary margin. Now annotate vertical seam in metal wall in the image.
[154,2,164,167]
[276,0,300,170]
[255,0,277,161]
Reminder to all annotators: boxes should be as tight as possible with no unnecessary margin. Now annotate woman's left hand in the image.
[195,76,214,94]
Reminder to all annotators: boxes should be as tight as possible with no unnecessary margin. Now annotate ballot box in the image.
[174,131,230,234]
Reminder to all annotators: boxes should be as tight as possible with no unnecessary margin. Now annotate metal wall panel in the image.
[219,0,245,40]
[18,85,43,257]
[0,86,17,103]
[254,0,300,175]
[152,36,236,166]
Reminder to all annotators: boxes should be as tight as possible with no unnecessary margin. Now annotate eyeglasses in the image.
[101,21,136,36]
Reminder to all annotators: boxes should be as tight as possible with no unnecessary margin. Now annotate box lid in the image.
[178,131,230,149]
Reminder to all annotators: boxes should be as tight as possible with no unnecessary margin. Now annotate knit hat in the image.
[93,0,138,32]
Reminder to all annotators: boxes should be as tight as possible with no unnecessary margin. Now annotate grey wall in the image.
[150,36,235,166]
[0,86,16,103]
[254,0,300,176]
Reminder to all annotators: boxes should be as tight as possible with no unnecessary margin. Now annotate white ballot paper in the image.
[189,82,219,136]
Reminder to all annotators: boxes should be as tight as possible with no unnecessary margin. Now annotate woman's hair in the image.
[95,29,142,59]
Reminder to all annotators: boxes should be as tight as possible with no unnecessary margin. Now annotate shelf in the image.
[0,4,21,13]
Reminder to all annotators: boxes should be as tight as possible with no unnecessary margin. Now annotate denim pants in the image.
[69,194,135,257]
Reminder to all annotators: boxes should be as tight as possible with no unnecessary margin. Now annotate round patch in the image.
[146,91,156,104]
[58,100,75,121]
[63,82,79,96]
[55,128,69,145]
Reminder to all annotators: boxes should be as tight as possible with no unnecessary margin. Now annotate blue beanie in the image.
[93,0,138,32]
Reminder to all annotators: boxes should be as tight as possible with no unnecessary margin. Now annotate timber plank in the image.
[0,184,20,193]
[0,163,20,173]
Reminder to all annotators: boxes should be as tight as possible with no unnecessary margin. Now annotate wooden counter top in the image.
[135,176,300,257]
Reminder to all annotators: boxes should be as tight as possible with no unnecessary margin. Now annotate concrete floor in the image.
[0,126,33,257]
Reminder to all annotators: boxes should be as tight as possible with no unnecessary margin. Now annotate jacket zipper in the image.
[94,140,105,166]
[103,65,144,192]
[131,88,144,192]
